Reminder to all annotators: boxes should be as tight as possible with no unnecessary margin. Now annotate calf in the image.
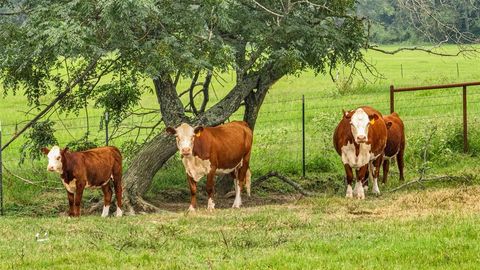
[333,106,387,199]
[166,121,253,211]
[382,112,406,183]
[42,146,123,217]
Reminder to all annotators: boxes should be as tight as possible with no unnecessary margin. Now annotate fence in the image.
[390,82,480,153]
[2,83,480,214]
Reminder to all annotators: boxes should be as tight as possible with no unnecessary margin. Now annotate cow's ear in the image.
[61,147,69,154]
[343,110,352,119]
[166,127,176,135]
[194,126,204,136]
[369,114,379,121]
[386,121,393,129]
[41,147,50,155]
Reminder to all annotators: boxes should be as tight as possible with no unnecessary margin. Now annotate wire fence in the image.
[2,85,480,214]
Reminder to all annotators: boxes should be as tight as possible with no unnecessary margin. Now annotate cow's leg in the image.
[187,175,197,211]
[206,170,216,211]
[101,183,113,218]
[372,155,383,195]
[73,182,85,217]
[112,171,123,217]
[354,165,368,199]
[397,148,405,182]
[344,164,354,198]
[67,191,74,216]
[382,158,390,184]
[232,165,248,208]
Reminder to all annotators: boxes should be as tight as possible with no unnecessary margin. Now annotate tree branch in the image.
[1,57,100,151]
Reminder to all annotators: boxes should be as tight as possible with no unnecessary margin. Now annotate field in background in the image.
[2,45,480,212]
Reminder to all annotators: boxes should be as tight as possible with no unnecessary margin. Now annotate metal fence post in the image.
[105,112,109,146]
[302,95,306,177]
[390,85,395,113]
[0,121,4,216]
[463,85,468,153]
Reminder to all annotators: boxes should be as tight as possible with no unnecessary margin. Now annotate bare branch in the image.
[369,45,479,57]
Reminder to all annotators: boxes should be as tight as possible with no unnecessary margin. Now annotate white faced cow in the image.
[333,106,388,199]
[167,121,253,211]
[42,146,123,217]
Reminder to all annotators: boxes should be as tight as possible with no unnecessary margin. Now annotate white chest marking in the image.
[216,159,243,175]
[62,178,77,193]
[341,142,376,169]
[182,156,212,182]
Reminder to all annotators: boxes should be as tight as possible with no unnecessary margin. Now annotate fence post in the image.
[105,112,109,146]
[0,121,4,216]
[463,85,468,153]
[390,85,395,113]
[302,95,306,177]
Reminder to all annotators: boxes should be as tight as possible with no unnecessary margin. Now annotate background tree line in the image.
[358,0,480,44]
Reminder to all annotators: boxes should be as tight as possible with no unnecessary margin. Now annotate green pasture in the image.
[2,45,480,209]
[1,187,480,269]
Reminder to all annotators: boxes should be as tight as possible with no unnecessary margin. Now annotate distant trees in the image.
[358,0,480,44]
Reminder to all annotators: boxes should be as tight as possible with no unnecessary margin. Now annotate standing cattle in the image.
[166,121,252,211]
[42,146,123,217]
[333,106,388,199]
[382,112,406,183]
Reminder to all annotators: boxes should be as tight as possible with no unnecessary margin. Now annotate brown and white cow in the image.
[41,146,123,217]
[333,106,388,199]
[166,121,253,211]
[382,112,406,183]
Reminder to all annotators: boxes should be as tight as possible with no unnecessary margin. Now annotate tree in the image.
[4,0,474,213]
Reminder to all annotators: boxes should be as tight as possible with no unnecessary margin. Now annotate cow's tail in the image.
[245,169,251,197]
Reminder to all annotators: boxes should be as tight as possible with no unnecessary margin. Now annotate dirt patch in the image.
[322,185,480,221]
[148,188,304,212]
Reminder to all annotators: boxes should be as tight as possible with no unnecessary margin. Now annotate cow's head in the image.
[166,123,203,156]
[343,108,379,144]
[41,146,68,173]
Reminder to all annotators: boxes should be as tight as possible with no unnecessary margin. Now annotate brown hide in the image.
[193,121,253,170]
[382,112,406,183]
[383,112,405,157]
[61,146,122,186]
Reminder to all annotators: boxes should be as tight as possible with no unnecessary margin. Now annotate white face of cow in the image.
[350,108,371,144]
[46,146,63,173]
[167,123,203,156]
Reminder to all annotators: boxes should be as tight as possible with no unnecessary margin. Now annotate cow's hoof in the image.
[345,193,353,199]
[232,204,241,209]
[363,185,369,192]
[115,208,123,217]
[345,185,353,198]
[188,205,196,212]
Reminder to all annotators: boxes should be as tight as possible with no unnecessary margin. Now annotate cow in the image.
[382,112,406,183]
[166,121,253,211]
[41,146,123,217]
[333,106,388,199]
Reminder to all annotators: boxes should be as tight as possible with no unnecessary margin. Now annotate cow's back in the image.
[196,121,252,168]
[383,113,405,157]
[78,146,122,184]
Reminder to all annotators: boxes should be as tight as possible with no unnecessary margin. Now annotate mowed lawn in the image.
[1,187,480,269]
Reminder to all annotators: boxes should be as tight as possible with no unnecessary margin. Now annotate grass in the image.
[1,45,480,268]
[1,186,480,269]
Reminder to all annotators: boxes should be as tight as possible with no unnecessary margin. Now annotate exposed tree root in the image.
[388,175,471,193]
[252,171,313,196]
